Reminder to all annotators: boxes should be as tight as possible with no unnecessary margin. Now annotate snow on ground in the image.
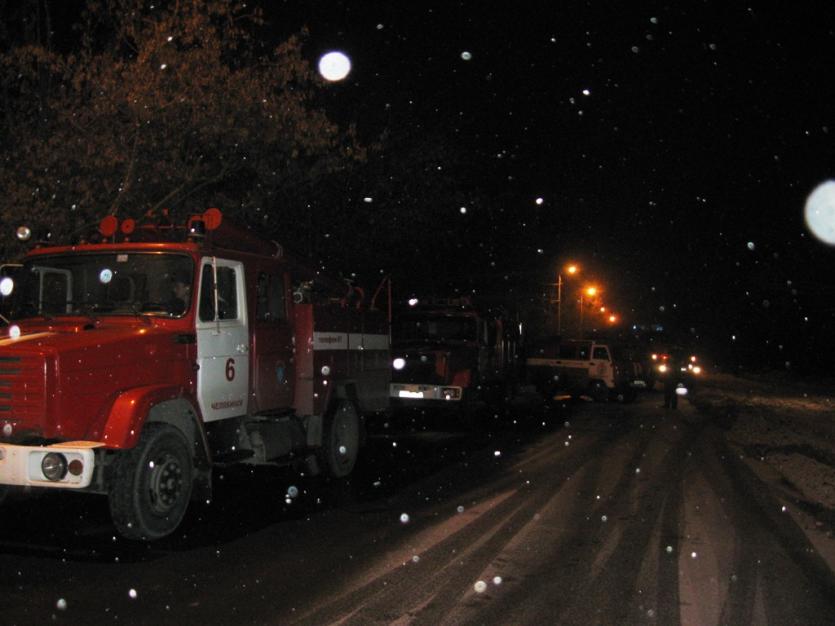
[691,372,835,569]
[692,372,835,509]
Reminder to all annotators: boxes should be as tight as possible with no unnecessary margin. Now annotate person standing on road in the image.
[663,351,683,409]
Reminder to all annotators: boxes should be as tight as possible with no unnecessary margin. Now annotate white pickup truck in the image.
[526,339,638,402]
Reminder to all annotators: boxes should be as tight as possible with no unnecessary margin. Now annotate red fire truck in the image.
[388,297,519,426]
[0,209,390,540]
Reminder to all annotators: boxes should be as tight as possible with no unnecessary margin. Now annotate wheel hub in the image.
[148,453,184,514]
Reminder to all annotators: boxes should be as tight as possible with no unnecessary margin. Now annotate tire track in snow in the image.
[292,413,635,625]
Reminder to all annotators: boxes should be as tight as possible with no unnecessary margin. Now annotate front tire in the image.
[108,423,194,541]
[319,401,361,479]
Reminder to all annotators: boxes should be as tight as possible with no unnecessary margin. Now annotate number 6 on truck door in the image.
[196,257,250,421]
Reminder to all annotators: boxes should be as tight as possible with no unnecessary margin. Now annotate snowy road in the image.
[1,388,834,624]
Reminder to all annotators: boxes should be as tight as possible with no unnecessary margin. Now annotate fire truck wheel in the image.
[320,401,360,479]
[108,423,194,541]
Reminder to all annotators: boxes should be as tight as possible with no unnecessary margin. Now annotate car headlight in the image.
[658,363,667,373]
[692,366,702,375]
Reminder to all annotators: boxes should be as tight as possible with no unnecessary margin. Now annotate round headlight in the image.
[320,365,331,376]
[658,364,667,373]
[41,452,68,481]
[393,357,406,370]
[16,225,32,241]
[692,366,702,375]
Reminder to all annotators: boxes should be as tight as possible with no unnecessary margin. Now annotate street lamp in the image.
[579,285,599,336]
[556,263,579,335]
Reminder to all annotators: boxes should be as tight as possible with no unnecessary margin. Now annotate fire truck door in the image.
[196,258,250,422]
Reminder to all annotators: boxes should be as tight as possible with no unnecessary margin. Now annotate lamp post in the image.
[556,264,578,335]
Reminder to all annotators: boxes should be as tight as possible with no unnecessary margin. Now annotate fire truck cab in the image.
[389,297,518,426]
[0,210,390,540]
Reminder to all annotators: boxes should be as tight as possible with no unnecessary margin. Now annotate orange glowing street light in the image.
[579,284,601,336]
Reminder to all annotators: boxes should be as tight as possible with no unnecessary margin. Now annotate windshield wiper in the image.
[128,303,154,326]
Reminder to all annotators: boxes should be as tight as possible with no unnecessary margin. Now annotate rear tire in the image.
[590,380,609,403]
[108,423,194,541]
[319,401,361,478]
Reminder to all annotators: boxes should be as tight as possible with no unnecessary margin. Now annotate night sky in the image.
[260,1,835,369]
[12,1,835,368]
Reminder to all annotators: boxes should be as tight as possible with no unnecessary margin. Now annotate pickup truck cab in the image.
[526,338,637,402]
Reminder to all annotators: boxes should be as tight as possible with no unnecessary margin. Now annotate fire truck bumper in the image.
[0,441,102,489]
[390,383,463,401]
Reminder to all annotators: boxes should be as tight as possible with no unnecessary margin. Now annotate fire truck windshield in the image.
[5,252,194,319]
[394,314,478,343]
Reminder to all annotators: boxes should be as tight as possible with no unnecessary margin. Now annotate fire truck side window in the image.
[256,272,286,321]
[216,267,238,319]
[199,265,214,322]
[199,264,239,322]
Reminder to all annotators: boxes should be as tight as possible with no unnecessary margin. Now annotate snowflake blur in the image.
[318,51,351,82]
[804,180,835,245]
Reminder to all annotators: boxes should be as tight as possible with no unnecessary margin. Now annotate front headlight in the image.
[41,452,68,481]
[393,357,406,370]
[692,366,702,375]
[658,363,668,373]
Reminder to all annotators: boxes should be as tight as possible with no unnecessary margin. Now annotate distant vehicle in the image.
[526,338,640,402]
[652,348,703,391]
[388,297,519,426]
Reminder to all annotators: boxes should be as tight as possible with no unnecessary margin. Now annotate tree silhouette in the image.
[0,0,363,257]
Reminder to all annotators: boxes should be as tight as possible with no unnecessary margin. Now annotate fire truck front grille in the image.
[0,355,47,423]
